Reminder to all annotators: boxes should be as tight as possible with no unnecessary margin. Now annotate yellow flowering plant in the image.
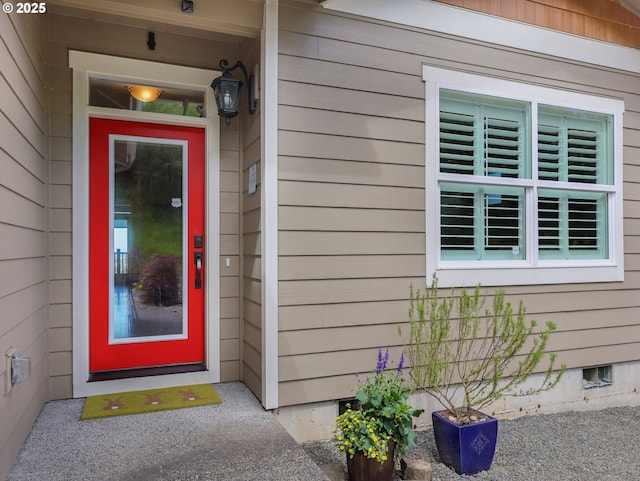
[335,407,391,463]
[334,348,424,463]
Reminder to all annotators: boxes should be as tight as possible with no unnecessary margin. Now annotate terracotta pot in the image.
[346,440,395,481]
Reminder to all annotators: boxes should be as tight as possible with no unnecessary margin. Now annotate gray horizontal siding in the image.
[276,4,640,406]
[0,11,47,481]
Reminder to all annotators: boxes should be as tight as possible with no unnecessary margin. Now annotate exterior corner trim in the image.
[261,0,280,410]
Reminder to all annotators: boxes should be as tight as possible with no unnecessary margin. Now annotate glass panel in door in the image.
[112,140,186,341]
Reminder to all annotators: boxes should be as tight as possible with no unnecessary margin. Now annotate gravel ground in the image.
[302,405,640,481]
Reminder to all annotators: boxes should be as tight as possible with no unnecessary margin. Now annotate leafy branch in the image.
[402,278,565,424]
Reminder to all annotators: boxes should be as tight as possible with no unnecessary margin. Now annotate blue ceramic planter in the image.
[432,410,498,475]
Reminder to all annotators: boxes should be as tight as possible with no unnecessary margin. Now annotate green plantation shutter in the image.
[568,128,599,183]
[538,190,608,259]
[538,123,562,181]
[441,183,525,260]
[439,91,529,261]
[484,116,524,178]
[538,106,613,184]
[440,109,476,175]
[440,188,474,256]
[537,106,612,259]
[440,90,530,178]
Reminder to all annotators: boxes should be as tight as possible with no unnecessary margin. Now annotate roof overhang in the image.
[321,0,640,74]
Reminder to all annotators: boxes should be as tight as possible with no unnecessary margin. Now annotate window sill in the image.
[430,263,624,288]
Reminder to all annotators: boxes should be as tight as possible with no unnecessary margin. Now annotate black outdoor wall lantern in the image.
[211,59,256,125]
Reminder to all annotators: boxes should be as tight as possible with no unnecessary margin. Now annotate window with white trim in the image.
[424,66,624,287]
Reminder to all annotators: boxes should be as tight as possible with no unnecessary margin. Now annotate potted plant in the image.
[334,348,424,481]
[403,278,565,475]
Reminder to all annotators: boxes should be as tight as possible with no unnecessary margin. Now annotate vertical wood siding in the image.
[276,4,640,406]
[0,10,47,480]
[434,0,640,48]
[45,13,243,397]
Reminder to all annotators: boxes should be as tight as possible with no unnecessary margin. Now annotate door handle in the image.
[194,251,203,289]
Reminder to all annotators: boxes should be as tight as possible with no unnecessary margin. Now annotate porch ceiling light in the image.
[127,85,162,102]
[211,59,256,125]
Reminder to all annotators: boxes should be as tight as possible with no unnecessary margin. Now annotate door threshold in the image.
[89,363,206,382]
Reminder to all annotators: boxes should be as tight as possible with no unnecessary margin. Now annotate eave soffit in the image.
[46,0,264,39]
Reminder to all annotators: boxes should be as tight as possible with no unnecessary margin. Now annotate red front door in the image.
[89,118,205,373]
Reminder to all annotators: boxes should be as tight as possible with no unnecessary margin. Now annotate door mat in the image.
[81,384,221,420]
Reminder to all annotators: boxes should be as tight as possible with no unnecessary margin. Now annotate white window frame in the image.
[424,66,624,287]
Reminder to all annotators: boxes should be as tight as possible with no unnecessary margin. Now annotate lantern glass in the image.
[213,75,243,122]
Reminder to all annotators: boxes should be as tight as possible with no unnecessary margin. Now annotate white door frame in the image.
[70,51,221,397]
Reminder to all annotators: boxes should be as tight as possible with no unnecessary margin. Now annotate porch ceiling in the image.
[46,0,263,40]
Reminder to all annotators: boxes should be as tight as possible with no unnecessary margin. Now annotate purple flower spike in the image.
[376,347,390,375]
[376,347,383,375]
[397,352,405,373]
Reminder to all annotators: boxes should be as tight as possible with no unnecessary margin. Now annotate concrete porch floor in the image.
[6,382,331,481]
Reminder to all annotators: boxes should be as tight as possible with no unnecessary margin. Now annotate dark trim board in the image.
[88,363,207,382]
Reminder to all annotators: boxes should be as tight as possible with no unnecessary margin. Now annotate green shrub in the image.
[139,254,181,306]
[403,278,565,424]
